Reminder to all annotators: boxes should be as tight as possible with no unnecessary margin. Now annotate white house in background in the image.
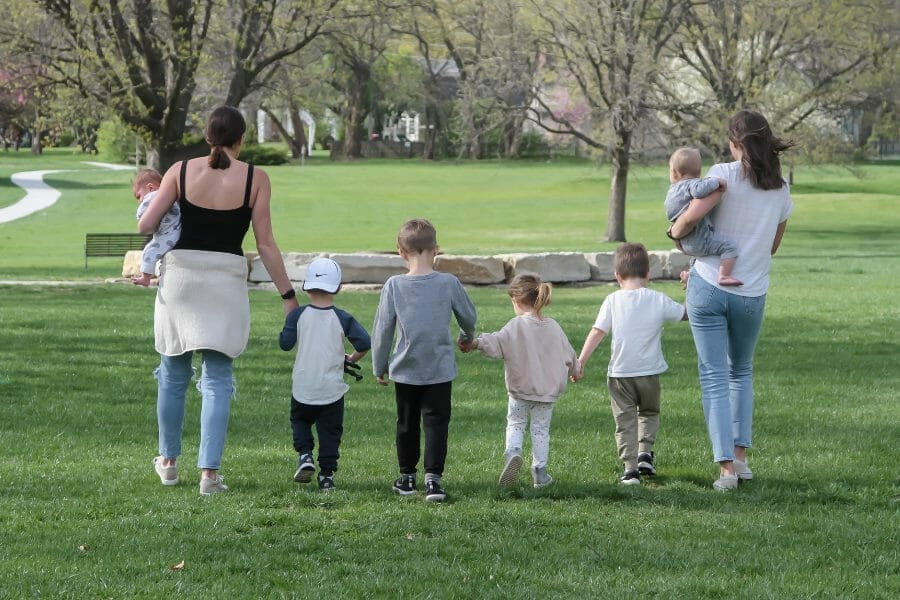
[255,109,317,155]
[382,112,421,142]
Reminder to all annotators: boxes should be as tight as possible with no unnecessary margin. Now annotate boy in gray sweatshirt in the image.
[372,219,477,502]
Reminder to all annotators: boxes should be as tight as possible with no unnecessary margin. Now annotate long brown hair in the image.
[728,110,795,190]
[205,106,245,170]
[508,273,552,318]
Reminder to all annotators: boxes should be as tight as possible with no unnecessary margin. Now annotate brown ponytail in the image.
[209,145,230,169]
[508,273,552,318]
[205,106,246,170]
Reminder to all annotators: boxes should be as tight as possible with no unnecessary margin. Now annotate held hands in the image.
[570,363,585,383]
[457,338,477,353]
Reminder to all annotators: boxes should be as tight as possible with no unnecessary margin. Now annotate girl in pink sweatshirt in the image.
[460,274,580,488]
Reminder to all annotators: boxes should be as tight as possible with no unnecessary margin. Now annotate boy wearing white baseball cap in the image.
[279,258,371,491]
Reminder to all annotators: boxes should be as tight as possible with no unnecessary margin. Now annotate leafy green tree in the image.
[532,0,687,242]
[664,0,897,157]
[9,0,335,169]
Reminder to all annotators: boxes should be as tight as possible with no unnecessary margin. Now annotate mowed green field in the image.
[0,149,898,597]
[1,148,897,278]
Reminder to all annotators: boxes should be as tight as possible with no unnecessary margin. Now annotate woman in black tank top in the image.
[138,106,299,495]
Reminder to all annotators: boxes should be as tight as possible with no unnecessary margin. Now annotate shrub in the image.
[96,118,140,162]
[518,130,551,159]
[240,144,290,165]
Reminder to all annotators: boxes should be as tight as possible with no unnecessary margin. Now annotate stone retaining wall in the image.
[123,249,692,285]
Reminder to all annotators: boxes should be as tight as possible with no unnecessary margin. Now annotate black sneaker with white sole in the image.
[294,453,315,483]
[318,474,335,491]
[620,469,641,485]
[637,452,656,477]
[424,479,446,502]
[393,475,416,496]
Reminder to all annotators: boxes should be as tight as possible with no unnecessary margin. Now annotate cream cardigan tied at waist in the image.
[154,249,250,359]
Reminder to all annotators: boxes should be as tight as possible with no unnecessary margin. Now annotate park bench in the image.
[84,233,151,268]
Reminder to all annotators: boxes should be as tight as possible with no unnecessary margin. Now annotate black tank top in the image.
[173,160,253,256]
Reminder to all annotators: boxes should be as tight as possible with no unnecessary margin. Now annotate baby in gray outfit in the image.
[664,147,741,286]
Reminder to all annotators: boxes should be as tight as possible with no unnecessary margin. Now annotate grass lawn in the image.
[1,148,898,278]
[0,149,898,597]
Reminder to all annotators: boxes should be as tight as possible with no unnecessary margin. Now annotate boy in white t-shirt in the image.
[279,258,371,491]
[575,243,686,485]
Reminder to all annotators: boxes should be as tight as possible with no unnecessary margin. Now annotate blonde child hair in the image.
[133,168,162,191]
[668,147,702,179]
[508,274,552,318]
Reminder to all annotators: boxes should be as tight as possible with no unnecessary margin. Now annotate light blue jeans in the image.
[156,350,234,470]
[686,271,766,463]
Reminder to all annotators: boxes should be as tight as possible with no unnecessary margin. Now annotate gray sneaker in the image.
[734,459,753,481]
[498,450,523,486]
[531,466,553,488]
[294,453,315,483]
[713,474,738,492]
[153,456,178,486]
[199,475,228,495]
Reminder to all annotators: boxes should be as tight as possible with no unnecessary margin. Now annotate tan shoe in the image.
[153,456,178,486]
[734,459,754,481]
[199,474,228,495]
[713,474,738,491]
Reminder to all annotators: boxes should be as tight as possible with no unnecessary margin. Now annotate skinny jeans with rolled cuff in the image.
[686,270,766,463]
[156,350,234,470]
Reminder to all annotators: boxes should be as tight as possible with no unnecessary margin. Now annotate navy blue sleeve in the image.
[335,308,372,352]
[279,306,306,350]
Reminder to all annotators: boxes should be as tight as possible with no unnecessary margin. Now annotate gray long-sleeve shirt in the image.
[371,271,477,385]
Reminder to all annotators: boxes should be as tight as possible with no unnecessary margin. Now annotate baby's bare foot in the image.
[718,276,743,286]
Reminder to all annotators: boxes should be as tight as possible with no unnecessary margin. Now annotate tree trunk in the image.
[263,106,304,158]
[503,112,524,157]
[605,130,631,242]
[158,138,207,172]
[288,103,308,157]
[344,108,363,158]
[31,113,42,154]
[423,101,438,160]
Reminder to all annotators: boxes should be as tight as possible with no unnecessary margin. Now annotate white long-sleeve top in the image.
[477,314,580,403]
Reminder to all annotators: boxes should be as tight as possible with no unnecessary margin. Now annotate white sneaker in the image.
[734,459,753,481]
[713,474,738,491]
[153,456,178,486]
[199,475,228,495]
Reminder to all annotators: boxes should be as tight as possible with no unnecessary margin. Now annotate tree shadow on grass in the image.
[42,178,124,191]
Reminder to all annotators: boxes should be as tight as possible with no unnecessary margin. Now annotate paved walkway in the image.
[0,162,133,224]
